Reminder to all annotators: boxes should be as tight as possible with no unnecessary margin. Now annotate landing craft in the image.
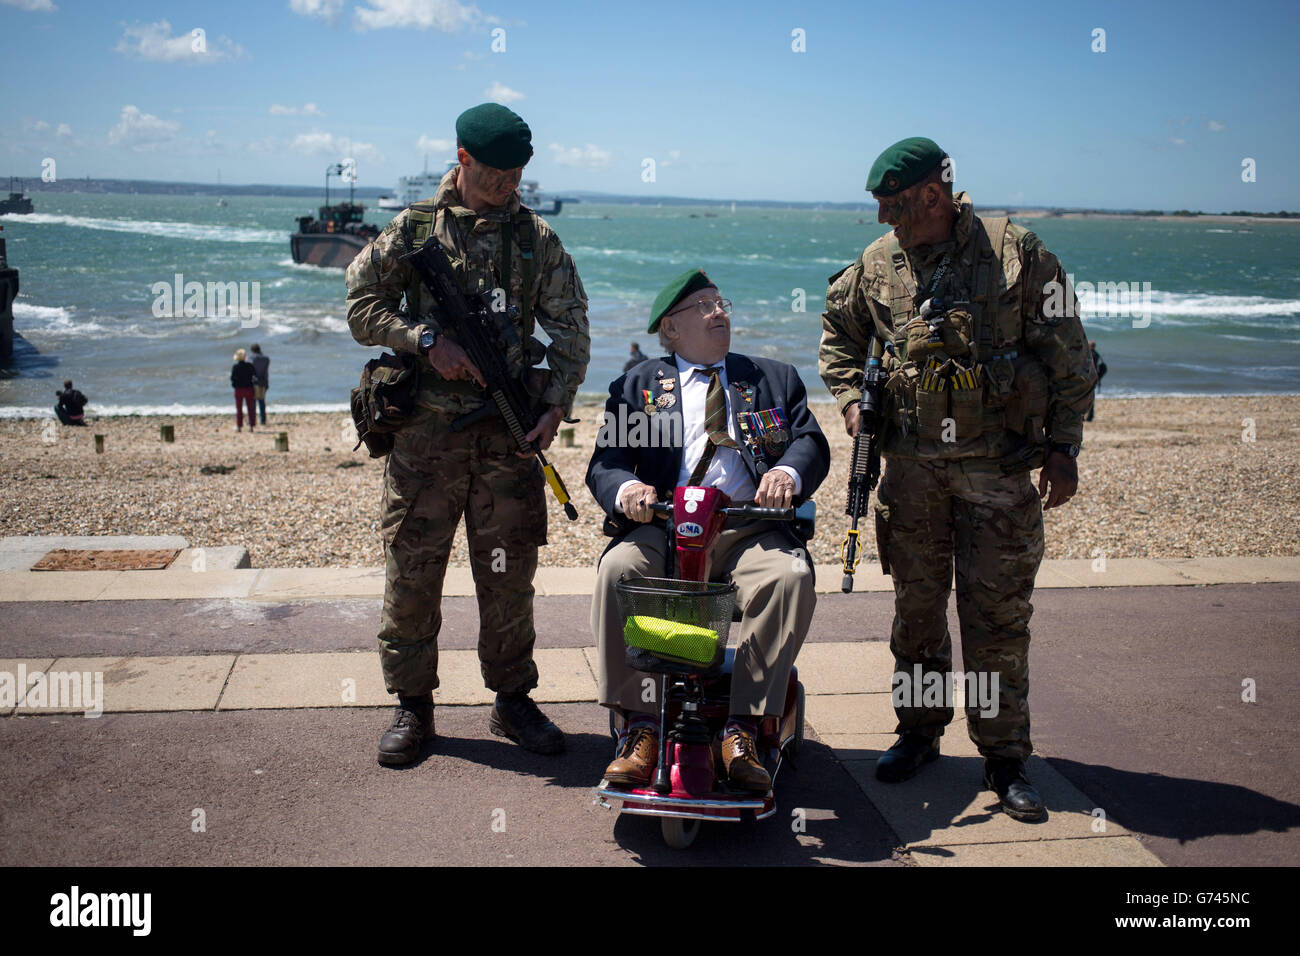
[0,176,34,215]
[290,162,380,269]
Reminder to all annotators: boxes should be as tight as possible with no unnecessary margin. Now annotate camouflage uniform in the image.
[820,192,1095,760]
[346,166,590,696]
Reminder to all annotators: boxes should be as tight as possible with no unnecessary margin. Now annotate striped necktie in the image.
[687,366,737,485]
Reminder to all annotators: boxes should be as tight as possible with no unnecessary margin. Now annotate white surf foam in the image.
[5,212,285,244]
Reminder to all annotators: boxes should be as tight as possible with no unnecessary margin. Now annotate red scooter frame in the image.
[595,485,812,849]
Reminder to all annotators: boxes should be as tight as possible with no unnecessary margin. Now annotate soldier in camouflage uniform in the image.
[819,137,1095,820]
[345,103,590,765]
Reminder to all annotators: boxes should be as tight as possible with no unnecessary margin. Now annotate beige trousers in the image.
[591,519,816,717]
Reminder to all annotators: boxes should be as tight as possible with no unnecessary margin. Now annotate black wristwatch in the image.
[418,327,439,353]
[1050,441,1080,459]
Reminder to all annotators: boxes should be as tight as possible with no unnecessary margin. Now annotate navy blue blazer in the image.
[585,352,831,536]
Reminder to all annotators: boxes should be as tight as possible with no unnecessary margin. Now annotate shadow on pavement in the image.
[1046,756,1300,844]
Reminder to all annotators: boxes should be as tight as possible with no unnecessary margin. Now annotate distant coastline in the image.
[3,175,1297,219]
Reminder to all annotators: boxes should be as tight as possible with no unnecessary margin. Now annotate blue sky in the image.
[2,0,1297,210]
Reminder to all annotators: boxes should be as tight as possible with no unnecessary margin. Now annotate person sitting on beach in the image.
[587,268,830,792]
[54,380,87,426]
[230,349,257,432]
[249,343,270,426]
[623,341,648,372]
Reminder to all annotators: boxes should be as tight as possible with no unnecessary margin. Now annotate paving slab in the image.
[174,547,250,572]
[910,834,1161,866]
[96,569,257,600]
[1,534,190,553]
[442,568,476,597]
[792,642,894,694]
[535,566,598,596]
[840,753,1134,848]
[1031,565,1087,589]
[535,647,599,702]
[250,568,384,600]
[909,837,1164,868]
[1157,556,1300,584]
[0,659,55,715]
[814,562,893,593]
[820,725,981,760]
[14,655,235,715]
[0,570,123,602]
[218,652,389,710]
[805,692,896,736]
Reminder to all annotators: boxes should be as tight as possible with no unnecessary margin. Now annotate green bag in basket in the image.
[623,615,720,666]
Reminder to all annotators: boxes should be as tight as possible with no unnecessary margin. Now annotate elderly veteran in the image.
[586,269,830,792]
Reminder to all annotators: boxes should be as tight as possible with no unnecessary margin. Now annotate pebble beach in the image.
[2,395,1297,569]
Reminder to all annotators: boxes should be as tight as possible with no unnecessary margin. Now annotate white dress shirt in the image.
[614,355,802,512]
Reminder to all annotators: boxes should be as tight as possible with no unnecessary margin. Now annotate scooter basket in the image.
[615,575,737,670]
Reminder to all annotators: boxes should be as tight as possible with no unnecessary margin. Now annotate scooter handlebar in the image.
[722,505,796,521]
[647,501,794,521]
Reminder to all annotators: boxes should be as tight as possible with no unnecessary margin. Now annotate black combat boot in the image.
[983,757,1045,821]
[875,732,940,783]
[377,693,434,766]
[489,692,565,755]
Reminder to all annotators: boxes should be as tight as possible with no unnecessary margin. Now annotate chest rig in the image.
[880,216,1048,451]
[400,201,536,335]
[397,201,539,397]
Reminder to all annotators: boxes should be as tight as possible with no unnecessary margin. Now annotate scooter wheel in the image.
[661,816,701,849]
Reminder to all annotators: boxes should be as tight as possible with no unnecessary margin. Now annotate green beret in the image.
[865,136,945,196]
[455,103,533,170]
[648,268,716,332]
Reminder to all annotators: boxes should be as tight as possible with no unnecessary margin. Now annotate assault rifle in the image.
[840,334,886,592]
[401,235,578,521]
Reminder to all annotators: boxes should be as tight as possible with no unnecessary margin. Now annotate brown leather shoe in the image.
[721,728,771,792]
[604,725,658,786]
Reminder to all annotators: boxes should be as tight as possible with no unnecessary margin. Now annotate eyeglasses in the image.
[670,297,733,318]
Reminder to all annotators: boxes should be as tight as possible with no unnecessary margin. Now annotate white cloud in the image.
[547,142,612,170]
[56,123,71,137]
[1208,120,1225,132]
[289,0,344,22]
[1,0,59,11]
[31,119,50,132]
[246,136,279,153]
[485,81,524,104]
[107,104,182,152]
[353,0,481,32]
[416,135,455,154]
[661,148,681,167]
[1169,137,1187,147]
[115,20,245,63]
[270,102,326,116]
[290,130,385,165]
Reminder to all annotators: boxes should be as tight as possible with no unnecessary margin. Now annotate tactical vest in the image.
[398,200,539,396]
[879,215,1049,455]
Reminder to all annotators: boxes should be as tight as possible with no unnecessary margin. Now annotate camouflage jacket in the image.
[345,166,590,417]
[820,192,1095,460]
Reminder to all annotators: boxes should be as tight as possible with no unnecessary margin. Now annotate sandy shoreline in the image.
[3,396,1297,569]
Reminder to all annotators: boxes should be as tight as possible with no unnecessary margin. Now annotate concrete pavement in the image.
[2,539,1297,866]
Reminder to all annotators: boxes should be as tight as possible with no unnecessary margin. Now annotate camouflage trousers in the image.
[874,456,1044,760]
[377,407,547,697]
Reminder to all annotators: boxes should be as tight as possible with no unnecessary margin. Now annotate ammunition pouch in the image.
[350,351,420,458]
[998,352,1050,441]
